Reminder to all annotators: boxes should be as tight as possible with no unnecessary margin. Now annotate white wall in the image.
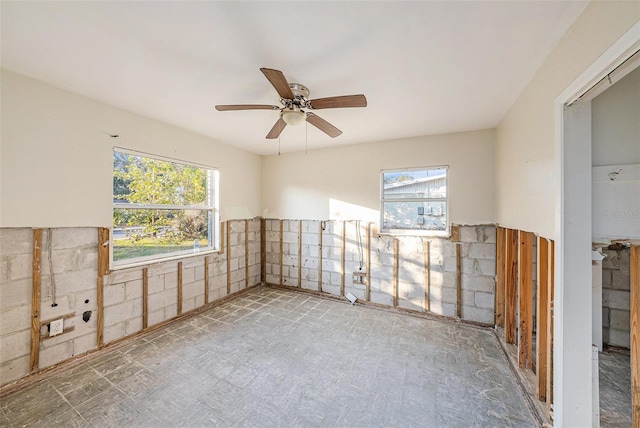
[0,70,262,227]
[592,65,640,167]
[262,129,495,225]
[495,1,640,239]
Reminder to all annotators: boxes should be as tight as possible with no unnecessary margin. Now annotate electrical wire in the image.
[356,220,364,270]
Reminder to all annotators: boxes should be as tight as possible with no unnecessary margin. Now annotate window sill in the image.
[110,248,219,272]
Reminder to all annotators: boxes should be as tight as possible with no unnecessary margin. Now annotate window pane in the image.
[113,209,211,261]
[383,201,447,231]
[113,152,209,206]
[383,168,447,199]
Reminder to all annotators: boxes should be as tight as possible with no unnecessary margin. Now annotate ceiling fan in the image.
[215,68,367,139]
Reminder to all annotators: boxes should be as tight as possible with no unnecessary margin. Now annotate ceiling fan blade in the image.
[308,94,367,110]
[260,68,294,99]
[306,113,342,138]
[266,118,287,139]
[215,104,280,111]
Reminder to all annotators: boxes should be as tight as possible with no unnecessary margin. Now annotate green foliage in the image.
[113,153,210,245]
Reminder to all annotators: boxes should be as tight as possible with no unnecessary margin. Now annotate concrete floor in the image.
[1,286,536,427]
[599,350,631,427]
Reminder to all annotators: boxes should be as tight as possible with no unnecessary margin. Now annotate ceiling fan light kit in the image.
[215,67,367,141]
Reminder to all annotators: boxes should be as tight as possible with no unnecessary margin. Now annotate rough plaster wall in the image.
[602,248,631,348]
[265,221,497,324]
[0,221,260,387]
[495,2,640,238]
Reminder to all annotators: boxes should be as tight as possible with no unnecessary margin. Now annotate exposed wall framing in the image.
[29,229,42,372]
[631,244,639,427]
[518,231,533,369]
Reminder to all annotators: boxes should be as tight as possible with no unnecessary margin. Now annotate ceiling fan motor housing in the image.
[284,83,310,111]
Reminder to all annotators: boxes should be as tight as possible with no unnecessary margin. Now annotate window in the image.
[112,148,219,267]
[380,166,449,236]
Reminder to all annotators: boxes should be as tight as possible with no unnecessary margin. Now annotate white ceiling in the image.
[1,1,588,155]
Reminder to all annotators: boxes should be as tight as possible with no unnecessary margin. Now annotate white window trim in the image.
[111,147,220,269]
[379,165,450,237]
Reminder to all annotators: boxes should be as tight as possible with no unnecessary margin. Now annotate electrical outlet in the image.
[50,319,64,337]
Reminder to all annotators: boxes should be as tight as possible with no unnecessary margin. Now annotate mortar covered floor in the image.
[0,286,536,427]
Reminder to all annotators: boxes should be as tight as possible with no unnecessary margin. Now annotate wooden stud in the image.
[318,221,323,291]
[631,244,640,427]
[97,227,110,277]
[366,223,371,301]
[97,277,104,347]
[204,256,210,304]
[518,230,534,369]
[456,243,462,318]
[245,220,249,289]
[298,220,302,288]
[504,228,518,344]
[226,221,231,294]
[340,221,346,296]
[451,225,460,242]
[547,239,555,413]
[30,229,42,372]
[142,268,148,329]
[260,218,266,284]
[177,262,183,316]
[393,238,399,307]
[536,237,549,401]
[495,227,506,327]
[423,238,430,312]
[219,221,225,255]
[279,220,284,286]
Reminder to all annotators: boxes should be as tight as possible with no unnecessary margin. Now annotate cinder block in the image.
[603,289,630,310]
[0,330,30,362]
[103,323,126,345]
[608,329,630,348]
[40,340,75,369]
[148,308,164,327]
[602,270,612,288]
[468,243,496,260]
[611,270,630,291]
[0,305,30,336]
[602,307,610,328]
[462,274,495,293]
[0,355,29,387]
[104,283,125,306]
[370,290,393,307]
[72,333,97,356]
[476,259,496,276]
[461,306,493,324]
[8,253,32,281]
[474,291,494,309]
[40,295,72,321]
[609,309,630,331]
[50,228,97,250]
[602,250,620,270]
[459,227,481,243]
[0,229,33,256]
[0,279,31,308]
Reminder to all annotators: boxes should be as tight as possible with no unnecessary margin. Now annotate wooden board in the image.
[393,238,399,307]
[226,221,231,295]
[30,229,42,372]
[451,225,460,242]
[456,243,462,318]
[505,228,518,344]
[318,221,323,291]
[97,227,110,277]
[366,223,371,301]
[260,218,266,283]
[518,230,534,369]
[631,244,640,427]
[177,261,183,316]
[536,237,549,401]
[97,276,104,348]
[495,227,506,327]
[340,221,345,296]
[279,220,284,286]
[204,256,210,304]
[547,239,555,413]
[142,268,148,329]
[298,220,302,288]
[219,221,225,255]
[245,220,249,288]
[423,238,430,312]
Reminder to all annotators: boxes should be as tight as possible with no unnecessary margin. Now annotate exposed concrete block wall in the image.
[0,220,260,388]
[264,220,497,324]
[602,247,630,348]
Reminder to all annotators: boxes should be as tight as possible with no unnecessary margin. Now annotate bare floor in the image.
[600,350,631,427]
[1,286,536,427]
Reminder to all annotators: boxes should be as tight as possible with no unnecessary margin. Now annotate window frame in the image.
[111,147,219,269]
[379,165,450,237]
